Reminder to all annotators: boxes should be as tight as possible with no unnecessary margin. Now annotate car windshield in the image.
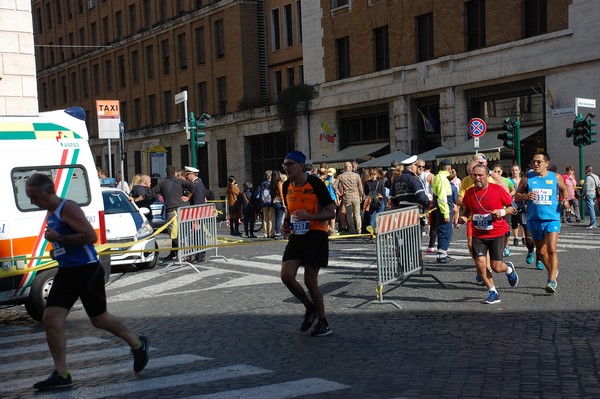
[102,191,138,214]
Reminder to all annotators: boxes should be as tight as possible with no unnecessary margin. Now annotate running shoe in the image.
[131,336,149,373]
[484,291,501,304]
[426,247,437,253]
[521,238,526,246]
[506,261,518,287]
[536,261,545,270]
[513,238,519,247]
[437,256,453,264]
[310,320,332,337]
[545,280,557,294]
[526,251,535,264]
[503,247,511,257]
[300,305,317,332]
[33,370,73,391]
[586,225,598,229]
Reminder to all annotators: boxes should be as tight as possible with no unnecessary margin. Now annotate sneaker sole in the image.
[311,330,332,337]
[545,285,557,294]
[484,299,501,304]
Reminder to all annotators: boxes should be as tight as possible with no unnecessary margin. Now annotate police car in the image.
[101,188,158,270]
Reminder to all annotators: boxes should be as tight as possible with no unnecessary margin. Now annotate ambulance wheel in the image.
[25,268,57,321]
[139,241,159,270]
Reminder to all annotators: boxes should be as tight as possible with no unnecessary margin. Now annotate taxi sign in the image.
[468,118,486,138]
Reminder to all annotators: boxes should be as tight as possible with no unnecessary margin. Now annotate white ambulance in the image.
[0,107,110,321]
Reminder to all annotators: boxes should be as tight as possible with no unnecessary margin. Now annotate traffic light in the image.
[498,118,515,149]
[570,114,587,146]
[586,113,597,145]
[188,112,211,149]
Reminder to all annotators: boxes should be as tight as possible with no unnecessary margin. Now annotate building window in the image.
[143,0,151,29]
[78,0,83,15]
[49,41,55,65]
[118,55,126,87]
[274,70,282,97]
[416,13,434,62]
[195,27,206,64]
[90,22,97,45]
[120,101,128,129]
[336,36,350,79]
[177,0,186,15]
[81,68,89,97]
[299,65,304,83]
[149,94,157,126]
[161,39,170,74]
[132,50,139,84]
[93,64,100,95]
[60,76,67,104]
[45,3,53,30]
[70,72,78,101]
[50,79,57,106]
[271,9,281,51]
[102,16,110,44]
[128,4,137,35]
[58,37,65,62]
[36,8,42,34]
[177,33,187,70]
[104,59,113,91]
[198,81,207,113]
[249,132,294,184]
[41,82,48,109]
[217,139,228,188]
[163,90,173,124]
[296,1,302,44]
[524,0,547,37]
[114,11,123,40]
[286,67,295,88]
[68,32,75,58]
[374,25,389,71]
[217,77,227,114]
[284,4,293,47]
[466,0,486,51]
[214,19,225,59]
[146,45,154,80]
[134,151,142,174]
[78,28,85,55]
[56,1,63,26]
[333,0,349,8]
[339,108,390,148]
[66,0,73,20]
[134,98,142,129]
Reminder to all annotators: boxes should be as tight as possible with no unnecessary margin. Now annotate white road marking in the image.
[186,377,350,399]
[0,331,46,345]
[35,365,272,399]
[0,336,108,358]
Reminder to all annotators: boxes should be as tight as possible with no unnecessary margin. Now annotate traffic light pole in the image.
[579,143,586,221]
[189,111,197,169]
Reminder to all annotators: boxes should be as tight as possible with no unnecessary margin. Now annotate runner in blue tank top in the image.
[25,173,149,391]
[515,152,569,294]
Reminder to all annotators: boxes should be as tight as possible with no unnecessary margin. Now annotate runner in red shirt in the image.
[460,164,519,304]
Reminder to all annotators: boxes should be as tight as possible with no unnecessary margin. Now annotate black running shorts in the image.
[471,236,505,261]
[46,263,107,317]
[282,230,329,268]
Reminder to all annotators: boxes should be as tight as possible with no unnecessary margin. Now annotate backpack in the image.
[368,189,382,210]
[254,182,271,207]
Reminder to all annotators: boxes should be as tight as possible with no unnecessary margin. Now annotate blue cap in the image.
[284,150,306,164]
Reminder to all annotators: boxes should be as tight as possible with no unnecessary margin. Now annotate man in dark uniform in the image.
[389,155,430,209]
[184,166,208,262]
[135,165,195,260]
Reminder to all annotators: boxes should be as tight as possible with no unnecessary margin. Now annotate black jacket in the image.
[390,170,430,207]
[144,176,195,212]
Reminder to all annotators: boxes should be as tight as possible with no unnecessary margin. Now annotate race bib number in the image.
[532,188,552,205]
[290,215,309,235]
[473,213,493,231]
[53,243,66,257]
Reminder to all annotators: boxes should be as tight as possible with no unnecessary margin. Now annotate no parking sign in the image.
[468,118,486,150]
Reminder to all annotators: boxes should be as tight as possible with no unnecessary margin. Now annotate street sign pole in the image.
[515,118,521,168]
[579,143,586,221]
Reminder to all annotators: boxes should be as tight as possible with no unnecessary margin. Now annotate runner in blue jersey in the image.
[515,152,569,294]
[26,173,149,391]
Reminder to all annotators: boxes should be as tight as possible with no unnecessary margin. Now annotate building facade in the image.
[30,0,600,196]
[0,1,38,115]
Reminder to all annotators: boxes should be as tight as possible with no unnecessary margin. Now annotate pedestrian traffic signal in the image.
[195,119,206,148]
[498,118,515,149]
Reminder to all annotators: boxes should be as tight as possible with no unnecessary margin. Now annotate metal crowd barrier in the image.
[164,203,227,273]
[372,204,445,309]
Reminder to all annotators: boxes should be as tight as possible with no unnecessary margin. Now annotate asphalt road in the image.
[2,222,600,398]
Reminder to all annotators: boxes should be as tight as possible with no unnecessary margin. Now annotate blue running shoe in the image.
[545,280,557,294]
[536,261,545,270]
[526,251,535,264]
[506,261,518,287]
[484,291,501,304]
[503,247,511,257]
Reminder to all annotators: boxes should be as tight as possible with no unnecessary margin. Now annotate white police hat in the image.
[185,166,199,173]
[400,155,418,165]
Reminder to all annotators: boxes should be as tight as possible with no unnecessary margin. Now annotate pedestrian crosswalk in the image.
[0,330,350,398]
